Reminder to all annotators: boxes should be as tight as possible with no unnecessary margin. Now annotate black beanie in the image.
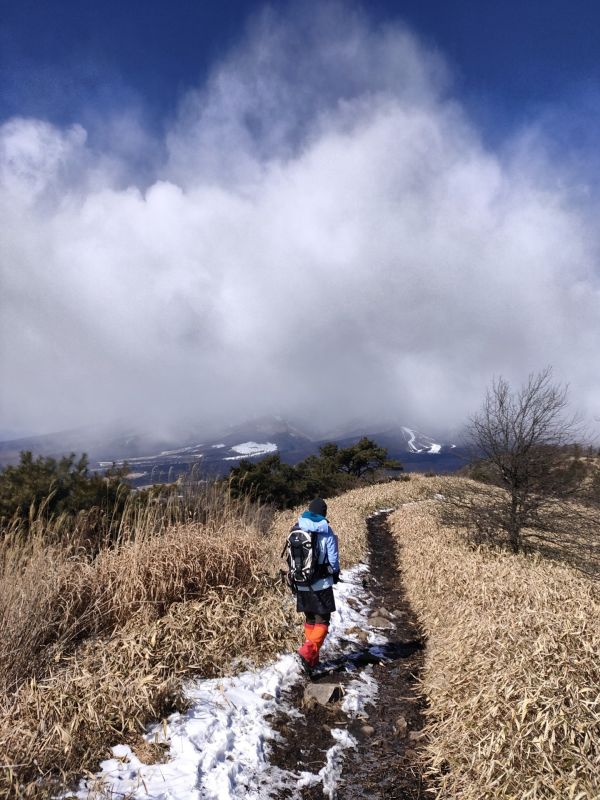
[308,498,327,517]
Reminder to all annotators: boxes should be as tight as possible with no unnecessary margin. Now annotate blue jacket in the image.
[295,511,340,592]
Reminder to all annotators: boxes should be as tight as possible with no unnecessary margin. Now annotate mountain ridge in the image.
[0,417,466,485]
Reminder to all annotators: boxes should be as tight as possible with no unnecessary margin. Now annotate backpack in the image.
[282,523,327,593]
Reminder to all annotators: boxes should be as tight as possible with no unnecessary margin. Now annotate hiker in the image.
[294,498,340,670]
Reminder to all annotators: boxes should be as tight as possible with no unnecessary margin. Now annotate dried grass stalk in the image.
[392,490,600,799]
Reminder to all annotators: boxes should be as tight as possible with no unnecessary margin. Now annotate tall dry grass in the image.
[0,474,439,798]
[0,485,291,798]
[391,491,600,799]
[0,484,272,693]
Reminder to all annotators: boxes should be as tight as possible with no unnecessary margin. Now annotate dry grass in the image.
[391,486,600,799]
[11,471,571,799]
[0,475,437,798]
[437,476,600,578]
[0,486,274,693]
[0,486,293,798]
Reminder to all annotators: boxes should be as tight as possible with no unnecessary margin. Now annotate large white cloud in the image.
[1,4,599,438]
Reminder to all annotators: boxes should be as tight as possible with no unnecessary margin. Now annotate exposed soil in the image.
[270,511,429,799]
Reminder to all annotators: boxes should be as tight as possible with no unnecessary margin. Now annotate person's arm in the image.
[326,528,340,581]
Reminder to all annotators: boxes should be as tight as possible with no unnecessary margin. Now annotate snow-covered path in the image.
[73,564,383,800]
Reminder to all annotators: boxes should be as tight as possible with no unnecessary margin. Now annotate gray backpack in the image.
[282,524,324,593]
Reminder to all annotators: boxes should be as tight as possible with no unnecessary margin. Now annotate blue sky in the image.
[2,1,600,438]
[2,0,600,138]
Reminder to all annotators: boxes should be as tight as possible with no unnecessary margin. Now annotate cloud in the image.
[1,3,600,439]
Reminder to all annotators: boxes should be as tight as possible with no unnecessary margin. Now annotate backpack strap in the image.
[281,522,301,558]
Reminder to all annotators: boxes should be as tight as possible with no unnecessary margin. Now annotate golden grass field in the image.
[1,474,599,798]
[0,488,294,798]
[390,488,600,799]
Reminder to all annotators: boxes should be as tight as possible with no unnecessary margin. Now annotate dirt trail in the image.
[270,511,429,799]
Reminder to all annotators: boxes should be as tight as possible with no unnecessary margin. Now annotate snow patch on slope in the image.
[401,426,443,454]
[223,441,278,460]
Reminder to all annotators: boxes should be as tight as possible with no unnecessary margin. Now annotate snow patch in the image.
[159,444,203,456]
[73,656,302,799]
[342,665,378,718]
[305,728,357,800]
[401,426,442,454]
[223,441,278,460]
[322,563,387,651]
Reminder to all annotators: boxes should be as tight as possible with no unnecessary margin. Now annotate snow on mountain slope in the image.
[401,427,443,454]
[224,441,278,459]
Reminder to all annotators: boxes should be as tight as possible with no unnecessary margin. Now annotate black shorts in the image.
[296,586,336,615]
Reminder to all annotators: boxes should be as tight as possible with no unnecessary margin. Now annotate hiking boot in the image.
[296,651,314,674]
[297,638,319,669]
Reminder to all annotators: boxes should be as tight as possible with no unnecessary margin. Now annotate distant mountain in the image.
[321,425,466,475]
[0,423,187,465]
[0,417,467,486]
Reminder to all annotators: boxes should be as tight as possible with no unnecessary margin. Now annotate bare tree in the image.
[444,367,583,554]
